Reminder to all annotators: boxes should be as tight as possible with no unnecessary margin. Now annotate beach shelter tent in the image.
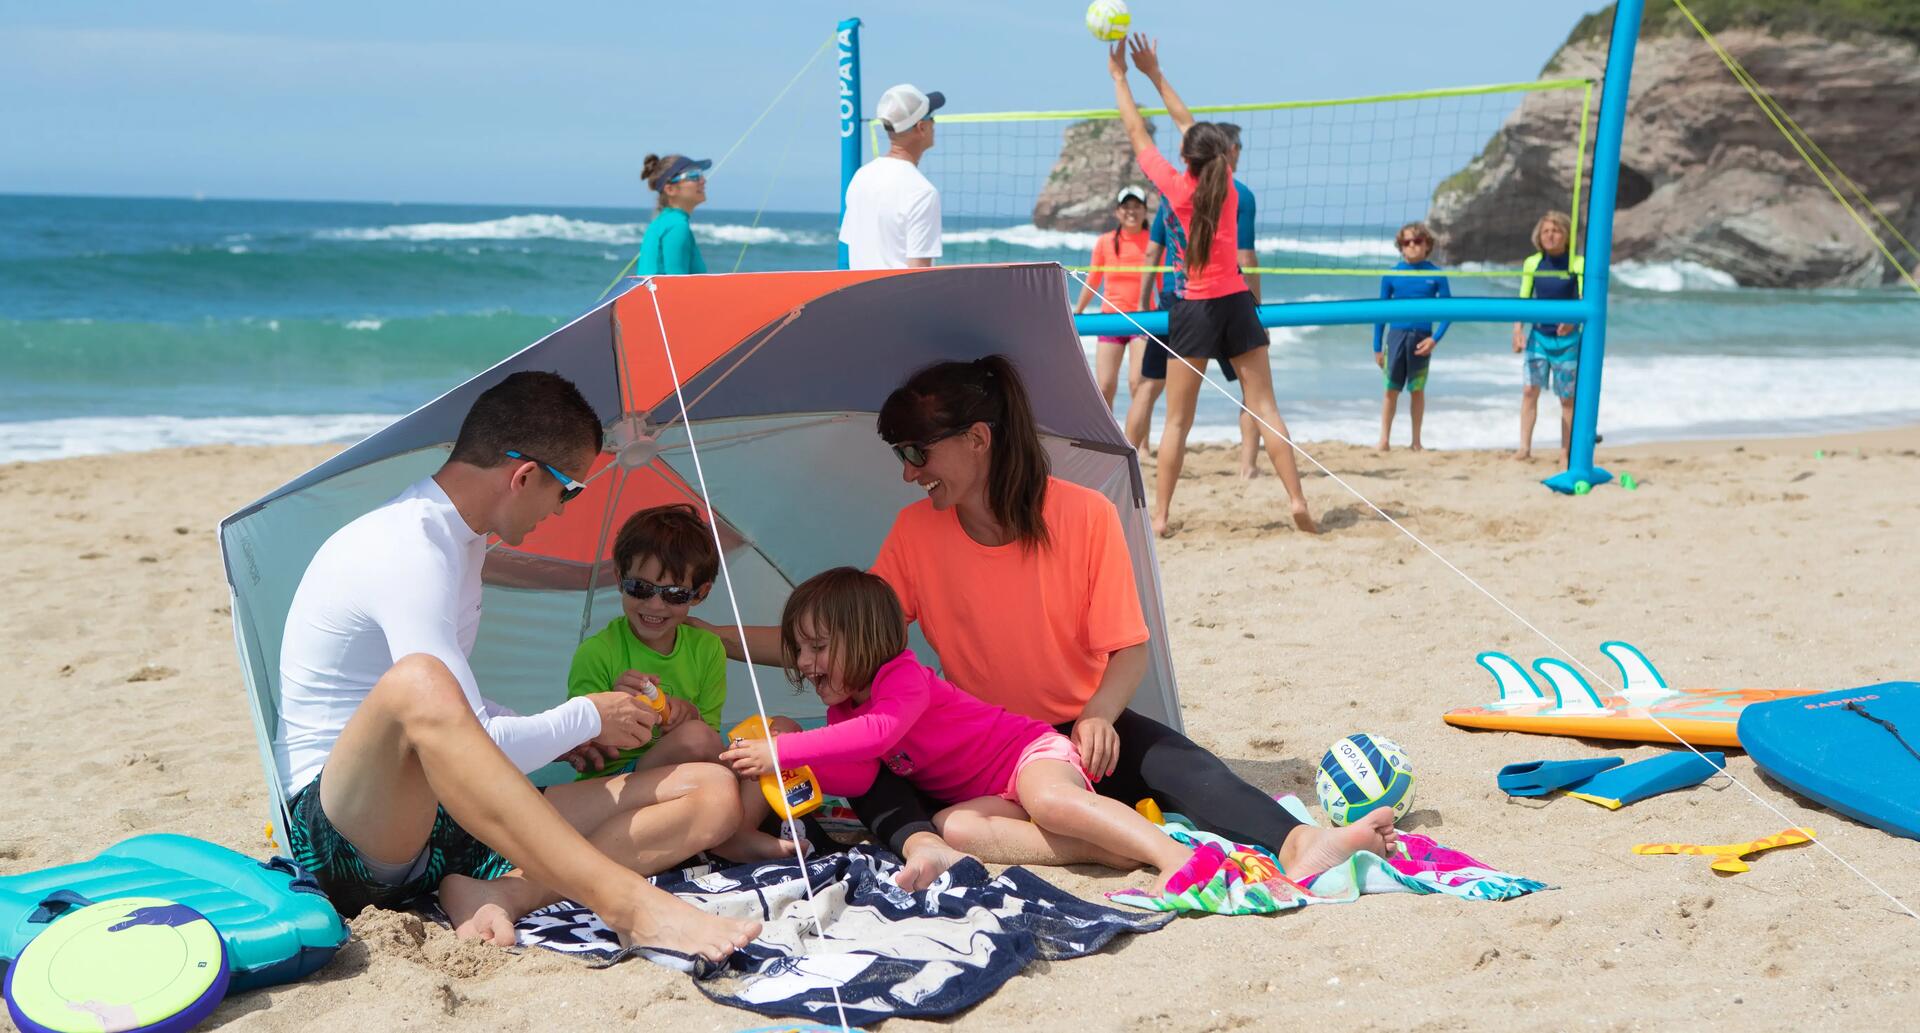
[220,264,1183,844]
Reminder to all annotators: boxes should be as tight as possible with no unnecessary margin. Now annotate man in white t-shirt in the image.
[276,370,758,960]
[840,83,946,270]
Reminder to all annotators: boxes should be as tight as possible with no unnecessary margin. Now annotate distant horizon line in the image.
[0,189,845,216]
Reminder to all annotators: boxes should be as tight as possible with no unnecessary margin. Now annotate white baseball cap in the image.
[876,84,946,133]
[1116,185,1148,204]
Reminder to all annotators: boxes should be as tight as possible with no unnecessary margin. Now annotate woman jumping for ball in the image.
[1107,35,1317,538]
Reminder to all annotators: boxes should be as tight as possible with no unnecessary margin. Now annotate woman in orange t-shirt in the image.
[857,356,1396,889]
[1072,186,1156,414]
[699,358,1396,890]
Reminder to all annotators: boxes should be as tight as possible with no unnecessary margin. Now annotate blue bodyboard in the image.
[0,834,348,991]
[1738,681,1920,841]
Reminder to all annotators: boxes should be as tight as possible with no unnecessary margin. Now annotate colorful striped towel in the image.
[1107,795,1551,915]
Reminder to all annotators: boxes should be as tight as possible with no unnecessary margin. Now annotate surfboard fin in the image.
[1534,658,1606,714]
[1600,640,1669,703]
[1477,651,1544,706]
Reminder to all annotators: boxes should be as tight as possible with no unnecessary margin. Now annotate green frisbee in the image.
[4,896,229,1033]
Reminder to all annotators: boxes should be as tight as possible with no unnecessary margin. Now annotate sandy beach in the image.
[4,428,1918,1032]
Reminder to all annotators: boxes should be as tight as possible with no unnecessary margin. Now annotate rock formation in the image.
[1429,9,1920,288]
[1032,118,1162,231]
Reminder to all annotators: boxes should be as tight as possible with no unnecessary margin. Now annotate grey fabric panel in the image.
[645,265,1127,450]
[224,301,626,523]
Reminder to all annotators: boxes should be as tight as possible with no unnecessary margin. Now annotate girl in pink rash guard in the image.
[720,567,1198,893]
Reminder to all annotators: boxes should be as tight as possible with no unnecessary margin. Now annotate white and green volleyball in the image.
[1314,733,1415,826]
[1085,0,1131,41]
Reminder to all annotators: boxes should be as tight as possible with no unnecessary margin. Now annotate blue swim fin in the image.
[1566,751,1726,810]
[1497,757,1625,797]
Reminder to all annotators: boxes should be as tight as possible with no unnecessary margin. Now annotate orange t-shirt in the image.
[871,477,1150,725]
[1084,227,1154,313]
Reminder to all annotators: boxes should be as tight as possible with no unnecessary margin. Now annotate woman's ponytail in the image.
[1180,123,1234,278]
[640,153,680,211]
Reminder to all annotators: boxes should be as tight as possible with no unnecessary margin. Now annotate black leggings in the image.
[848,709,1306,855]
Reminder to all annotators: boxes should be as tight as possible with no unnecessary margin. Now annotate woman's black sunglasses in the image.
[889,425,970,467]
[620,577,698,606]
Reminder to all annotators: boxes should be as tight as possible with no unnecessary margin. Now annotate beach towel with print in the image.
[1107,795,1550,915]
[511,845,1170,1026]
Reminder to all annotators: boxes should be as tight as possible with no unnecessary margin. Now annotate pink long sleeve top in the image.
[772,650,1056,803]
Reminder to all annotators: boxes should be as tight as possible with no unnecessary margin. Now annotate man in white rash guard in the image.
[276,370,759,959]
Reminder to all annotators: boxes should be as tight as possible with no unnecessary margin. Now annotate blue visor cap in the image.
[649,156,712,190]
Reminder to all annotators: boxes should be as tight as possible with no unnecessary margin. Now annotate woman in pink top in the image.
[1109,36,1316,538]
[721,568,1199,892]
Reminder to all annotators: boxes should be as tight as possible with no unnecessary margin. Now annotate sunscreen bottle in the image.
[633,679,670,720]
[729,716,823,819]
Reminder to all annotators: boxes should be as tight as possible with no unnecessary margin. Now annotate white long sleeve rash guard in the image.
[275,477,599,795]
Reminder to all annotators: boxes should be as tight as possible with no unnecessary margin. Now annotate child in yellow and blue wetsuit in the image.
[1511,211,1584,462]
[1373,221,1450,452]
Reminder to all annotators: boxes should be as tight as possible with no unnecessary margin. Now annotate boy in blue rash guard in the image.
[1373,221,1450,452]
[1510,211,1584,462]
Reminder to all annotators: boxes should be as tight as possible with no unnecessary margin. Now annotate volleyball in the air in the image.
[1314,733,1415,826]
[1085,0,1131,41]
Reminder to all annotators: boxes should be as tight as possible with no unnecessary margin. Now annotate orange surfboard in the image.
[1442,642,1815,749]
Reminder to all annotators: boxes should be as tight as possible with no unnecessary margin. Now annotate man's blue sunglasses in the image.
[505,450,587,502]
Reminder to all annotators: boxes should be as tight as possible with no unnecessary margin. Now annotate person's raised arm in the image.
[1108,40,1157,159]
[1127,36,1194,135]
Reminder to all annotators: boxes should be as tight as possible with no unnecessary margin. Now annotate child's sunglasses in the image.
[1398,236,1431,248]
[505,450,586,502]
[888,425,969,468]
[621,577,698,606]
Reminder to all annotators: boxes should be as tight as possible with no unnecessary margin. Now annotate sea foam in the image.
[0,414,399,464]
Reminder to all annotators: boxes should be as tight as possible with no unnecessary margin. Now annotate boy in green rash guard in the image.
[565,504,801,861]
[634,153,711,275]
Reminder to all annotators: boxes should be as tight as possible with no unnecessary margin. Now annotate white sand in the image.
[3,430,1918,1031]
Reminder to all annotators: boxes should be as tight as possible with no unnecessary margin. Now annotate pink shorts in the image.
[1096,334,1138,345]
[999,732,1094,805]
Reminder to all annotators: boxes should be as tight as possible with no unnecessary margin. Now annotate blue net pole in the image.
[836,18,862,271]
[1544,0,1644,495]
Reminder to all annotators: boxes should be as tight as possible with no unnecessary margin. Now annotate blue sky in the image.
[1,1,1613,211]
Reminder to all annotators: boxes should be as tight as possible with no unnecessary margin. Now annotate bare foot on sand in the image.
[894,840,972,891]
[1374,440,1389,453]
[440,873,530,947]
[1290,499,1318,534]
[1239,464,1260,481]
[713,828,804,864]
[1151,509,1177,539]
[612,890,760,963]
[1277,807,1398,880]
[1512,449,1532,461]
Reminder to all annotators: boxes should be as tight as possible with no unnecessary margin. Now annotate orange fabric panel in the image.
[613,269,904,415]
[507,454,709,567]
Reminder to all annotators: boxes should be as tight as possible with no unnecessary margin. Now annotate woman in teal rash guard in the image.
[634,153,711,275]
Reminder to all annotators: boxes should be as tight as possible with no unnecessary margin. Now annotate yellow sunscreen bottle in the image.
[729,716,823,819]
[635,680,669,719]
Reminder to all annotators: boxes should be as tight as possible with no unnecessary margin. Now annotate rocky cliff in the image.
[1032,118,1162,231]
[1429,7,1920,288]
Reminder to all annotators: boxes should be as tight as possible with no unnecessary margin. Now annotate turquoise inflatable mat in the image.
[0,833,347,991]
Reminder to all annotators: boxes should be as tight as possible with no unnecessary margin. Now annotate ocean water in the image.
[4,193,1919,463]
